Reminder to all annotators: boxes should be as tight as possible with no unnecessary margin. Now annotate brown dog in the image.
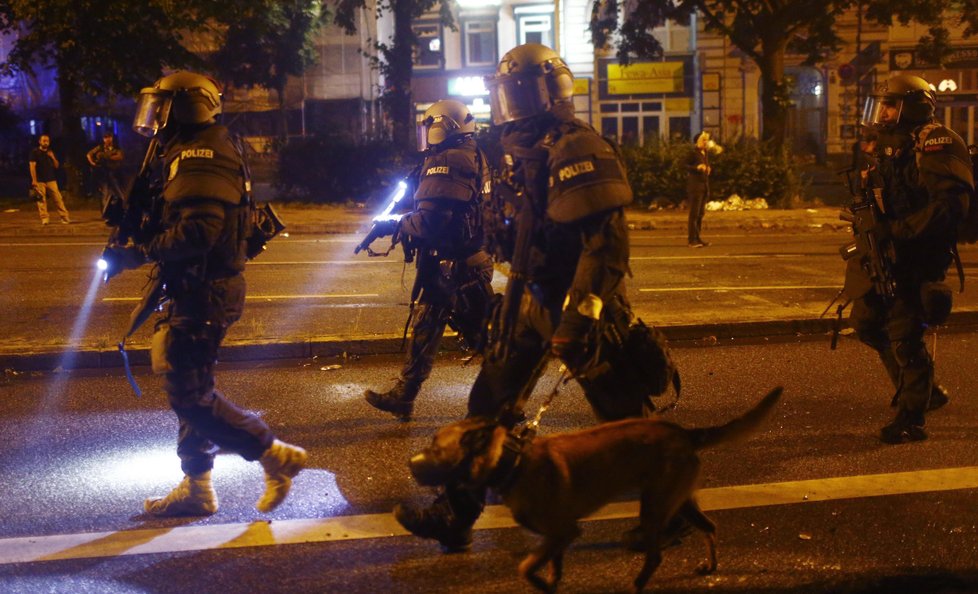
[407,387,782,593]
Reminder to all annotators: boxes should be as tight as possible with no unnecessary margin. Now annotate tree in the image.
[333,0,455,149]
[590,0,978,149]
[0,0,324,192]
[210,0,327,139]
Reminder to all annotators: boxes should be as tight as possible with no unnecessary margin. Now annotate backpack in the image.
[914,122,978,244]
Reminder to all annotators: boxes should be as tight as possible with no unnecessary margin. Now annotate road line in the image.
[638,285,839,292]
[246,260,403,265]
[2,466,977,565]
[102,294,381,302]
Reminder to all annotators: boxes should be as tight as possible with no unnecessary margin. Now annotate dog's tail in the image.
[688,387,782,450]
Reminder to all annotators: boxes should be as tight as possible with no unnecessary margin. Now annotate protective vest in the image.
[413,137,485,203]
[912,122,975,242]
[545,120,633,223]
[162,124,245,205]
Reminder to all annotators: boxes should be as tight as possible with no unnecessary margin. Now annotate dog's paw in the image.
[695,560,717,575]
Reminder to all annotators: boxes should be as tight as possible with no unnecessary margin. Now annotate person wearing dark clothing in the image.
[107,71,306,516]
[686,131,717,247]
[848,73,972,444]
[87,131,125,208]
[29,134,70,225]
[363,99,494,421]
[394,43,677,552]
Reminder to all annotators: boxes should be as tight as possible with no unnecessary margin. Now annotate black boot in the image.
[364,380,419,421]
[880,410,927,444]
[394,500,474,553]
[927,384,949,411]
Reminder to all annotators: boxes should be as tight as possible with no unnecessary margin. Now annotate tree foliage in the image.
[591,0,978,149]
[0,0,325,189]
[332,0,455,148]
[211,0,326,127]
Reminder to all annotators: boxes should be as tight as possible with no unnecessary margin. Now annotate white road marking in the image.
[2,466,977,564]
[102,294,381,302]
[639,285,840,292]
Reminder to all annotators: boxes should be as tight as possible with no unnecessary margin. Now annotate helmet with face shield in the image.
[485,43,575,125]
[861,73,936,130]
[417,99,476,151]
[133,71,222,137]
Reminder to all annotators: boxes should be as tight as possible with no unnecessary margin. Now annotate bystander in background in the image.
[87,131,125,209]
[29,134,70,225]
[687,131,721,247]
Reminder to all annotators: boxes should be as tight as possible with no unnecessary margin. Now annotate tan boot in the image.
[256,440,307,512]
[144,471,219,517]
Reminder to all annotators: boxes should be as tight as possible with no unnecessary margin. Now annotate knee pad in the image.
[920,281,952,325]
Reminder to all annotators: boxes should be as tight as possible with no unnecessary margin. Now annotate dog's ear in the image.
[467,426,508,485]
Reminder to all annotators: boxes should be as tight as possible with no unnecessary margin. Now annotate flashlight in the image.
[373,180,408,223]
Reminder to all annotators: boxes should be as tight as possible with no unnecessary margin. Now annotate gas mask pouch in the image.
[151,323,174,374]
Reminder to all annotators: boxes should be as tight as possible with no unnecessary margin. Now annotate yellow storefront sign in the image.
[607,62,685,95]
[573,78,590,96]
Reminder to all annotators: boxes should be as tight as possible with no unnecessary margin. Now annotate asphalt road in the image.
[5,228,978,359]
[2,333,977,593]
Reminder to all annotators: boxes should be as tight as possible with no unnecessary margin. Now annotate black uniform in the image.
[396,136,494,395]
[419,103,656,543]
[849,121,972,435]
[145,123,274,476]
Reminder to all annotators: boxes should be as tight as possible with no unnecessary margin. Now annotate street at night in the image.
[2,216,978,593]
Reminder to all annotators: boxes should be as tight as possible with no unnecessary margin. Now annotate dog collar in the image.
[486,432,527,493]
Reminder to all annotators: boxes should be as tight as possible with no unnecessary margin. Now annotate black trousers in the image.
[159,275,274,475]
[687,181,708,243]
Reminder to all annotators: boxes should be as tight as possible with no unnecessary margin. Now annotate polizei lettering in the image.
[923,136,952,147]
[426,166,450,175]
[558,160,595,182]
[180,148,215,159]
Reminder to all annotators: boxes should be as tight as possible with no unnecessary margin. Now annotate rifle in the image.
[837,166,897,304]
[354,166,420,256]
[487,155,538,363]
[99,137,164,281]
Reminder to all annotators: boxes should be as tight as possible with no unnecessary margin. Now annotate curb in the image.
[6,312,978,373]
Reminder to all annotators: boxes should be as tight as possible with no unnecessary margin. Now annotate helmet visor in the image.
[417,114,461,151]
[487,75,550,125]
[861,95,903,128]
[133,90,171,137]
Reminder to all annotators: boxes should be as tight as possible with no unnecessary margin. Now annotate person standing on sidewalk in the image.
[686,131,718,247]
[851,73,971,443]
[87,131,125,209]
[105,71,307,516]
[363,99,494,421]
[29,134,70,225]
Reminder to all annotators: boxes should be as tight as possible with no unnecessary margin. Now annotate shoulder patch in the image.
[426,166,450,176]
[180,148,214,159]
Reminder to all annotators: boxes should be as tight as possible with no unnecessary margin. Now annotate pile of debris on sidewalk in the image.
[706,194,769,211]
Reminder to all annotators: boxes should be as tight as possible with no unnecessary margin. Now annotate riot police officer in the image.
[394,44,676,551]
[115,72,307,515]
[363,99,494,421]
[853,73,972,443]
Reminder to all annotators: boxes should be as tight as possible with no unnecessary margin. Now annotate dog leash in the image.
[521,364,571,440]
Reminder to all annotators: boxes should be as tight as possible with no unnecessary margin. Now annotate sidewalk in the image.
[0,202,849,237]
[4,203,976,372]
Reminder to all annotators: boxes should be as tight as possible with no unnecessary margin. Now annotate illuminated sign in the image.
[573,78,590,96]
[607,62,685,95]
[448,76,489,97]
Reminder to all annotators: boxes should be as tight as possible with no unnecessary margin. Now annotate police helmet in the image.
[485,43,575,125]
[417,99,476,151]
[133,71,222,137]
[861,74,936,129]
